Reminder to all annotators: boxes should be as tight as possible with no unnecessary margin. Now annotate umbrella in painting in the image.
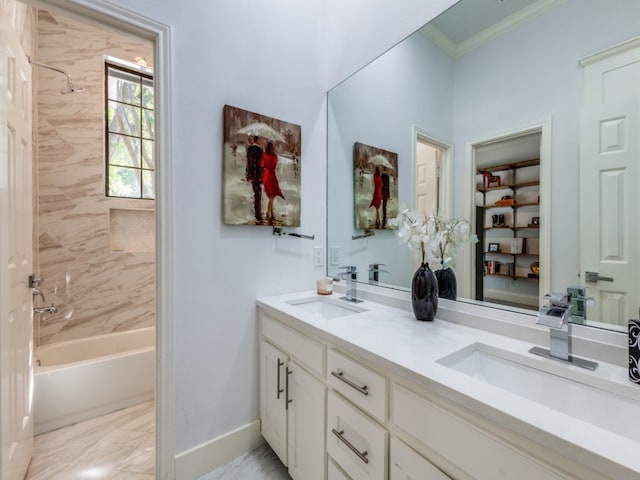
[368,154,395,170]
[236,122,286,143]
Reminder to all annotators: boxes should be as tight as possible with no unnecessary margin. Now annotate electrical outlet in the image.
[313,246,323,267]
[330,245,341,266]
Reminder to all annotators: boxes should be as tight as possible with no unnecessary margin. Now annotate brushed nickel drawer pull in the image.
[332,428,369,464]
[285,367,292,410]
[276,358,284,399]
[331,369,369,396]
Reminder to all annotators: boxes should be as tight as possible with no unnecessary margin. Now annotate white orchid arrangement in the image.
[389,207,478,271]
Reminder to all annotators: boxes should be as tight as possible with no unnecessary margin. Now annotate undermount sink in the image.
[438,343,640,443]
[285,297,366,320]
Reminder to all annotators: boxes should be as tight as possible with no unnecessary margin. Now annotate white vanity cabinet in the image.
[259,314,326,480]
[258,299,622,480]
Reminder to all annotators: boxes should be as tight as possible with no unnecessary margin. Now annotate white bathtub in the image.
[34,327,155,434]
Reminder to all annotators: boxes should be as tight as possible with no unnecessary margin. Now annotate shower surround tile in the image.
[35,9,155,346]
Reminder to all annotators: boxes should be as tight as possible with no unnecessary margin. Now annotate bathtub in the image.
[34,327,155,435]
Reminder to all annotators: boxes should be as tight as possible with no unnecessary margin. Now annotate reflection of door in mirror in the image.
[472,130,543,310]
[580,39,640,331]
[415,136,445,218]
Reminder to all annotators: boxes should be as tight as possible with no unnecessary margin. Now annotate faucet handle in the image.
[543,292,570,307]
[339,266,356,273]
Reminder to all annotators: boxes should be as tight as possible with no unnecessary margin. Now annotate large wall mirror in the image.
[327,0,640,332]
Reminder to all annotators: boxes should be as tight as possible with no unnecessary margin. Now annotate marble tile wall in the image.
[35,9,155,345]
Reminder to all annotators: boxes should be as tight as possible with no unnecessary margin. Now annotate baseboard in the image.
[175,420,264,480]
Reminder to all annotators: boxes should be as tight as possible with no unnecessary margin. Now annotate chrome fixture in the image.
[529,292,598,370]
[334,266,363,303]
[352,229,375,240]
[32,288,45,303]
[567,285,594,325]
[34,305,58,316]
[368,263,389,285]
[27,56,85,94]
[272,227,315,240]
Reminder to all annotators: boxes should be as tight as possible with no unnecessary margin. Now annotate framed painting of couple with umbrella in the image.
[223,104,302,226]
[353,142,398,230]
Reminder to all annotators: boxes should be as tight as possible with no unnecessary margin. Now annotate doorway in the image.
[0,1,173,478]
[466,122,551,310]
[414,130,451,220]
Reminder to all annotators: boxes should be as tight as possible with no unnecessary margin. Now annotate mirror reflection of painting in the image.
[223,104,301,226]
[353,142,398,230]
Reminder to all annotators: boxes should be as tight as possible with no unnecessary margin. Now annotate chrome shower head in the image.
[27,56,86,94]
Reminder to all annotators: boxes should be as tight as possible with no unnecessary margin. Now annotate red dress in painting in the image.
[369,173,383,208]
[261,152,285,199]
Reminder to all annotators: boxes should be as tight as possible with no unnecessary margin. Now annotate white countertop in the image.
[257,290,640,479]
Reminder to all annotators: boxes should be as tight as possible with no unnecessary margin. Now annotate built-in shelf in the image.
[477,157,541,295]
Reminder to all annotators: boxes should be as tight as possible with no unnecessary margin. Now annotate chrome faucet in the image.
[368,264,389,285]
[529,292,598,370]
[335,266,363,303]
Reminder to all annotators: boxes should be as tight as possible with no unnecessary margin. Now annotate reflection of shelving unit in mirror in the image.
[476,158,540,307]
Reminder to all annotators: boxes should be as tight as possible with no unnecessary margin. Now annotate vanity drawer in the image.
[327,390,388,480]
[262,313,324,376]
[392,384,567,480]
[390,437,451,480]
[328,349,387,422]
[328,458,352,480]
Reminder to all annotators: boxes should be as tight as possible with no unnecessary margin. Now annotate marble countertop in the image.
[257,290,640,479]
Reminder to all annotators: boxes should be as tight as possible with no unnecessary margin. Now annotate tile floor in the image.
[25,401,290,480]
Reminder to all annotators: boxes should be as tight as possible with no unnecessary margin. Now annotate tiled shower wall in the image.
[35,9,155,345]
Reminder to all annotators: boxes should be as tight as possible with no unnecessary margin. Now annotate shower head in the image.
[27,56,86,94]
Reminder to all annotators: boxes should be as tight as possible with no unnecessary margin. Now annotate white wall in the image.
[452,0,640,294]
[95,0,456,458]
[326,0,458,89]
[328,31,455,286]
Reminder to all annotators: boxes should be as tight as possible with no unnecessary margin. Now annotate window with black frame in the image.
[106,62,154,199]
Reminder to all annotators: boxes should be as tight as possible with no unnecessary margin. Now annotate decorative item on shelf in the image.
[488,242,500,253]
[491,213,505,227]
[528,216,540,228]
[510,237,524,254]
[390,208,478,306]
[528,261,540,278]
[494,195,515,206]
[482,170,501,188]
[629,318,640,384]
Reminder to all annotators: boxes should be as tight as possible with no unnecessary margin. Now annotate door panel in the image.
[1,9,34,479]
[580,99,639,327]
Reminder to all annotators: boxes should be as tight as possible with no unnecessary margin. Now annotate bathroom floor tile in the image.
[197,444,291,480]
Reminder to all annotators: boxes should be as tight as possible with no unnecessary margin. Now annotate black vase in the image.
[411,263,438,321]
[435,267,457,301]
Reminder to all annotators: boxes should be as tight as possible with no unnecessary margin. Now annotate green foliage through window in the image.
[106,63,154,199]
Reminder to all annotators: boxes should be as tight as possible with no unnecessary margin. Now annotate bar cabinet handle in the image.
[331,369,369,396]
[331,428,369,464]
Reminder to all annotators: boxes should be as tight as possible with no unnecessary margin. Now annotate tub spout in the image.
[34,305,57,316]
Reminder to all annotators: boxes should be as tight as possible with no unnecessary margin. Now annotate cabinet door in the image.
[260,340,288,465]
[390,437,451,480]
[287,361,326,480]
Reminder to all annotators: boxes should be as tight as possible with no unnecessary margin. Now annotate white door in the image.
[287,362,325,480]
[415,140,440,217]
[0,8,34,480]
[580,99,640,328]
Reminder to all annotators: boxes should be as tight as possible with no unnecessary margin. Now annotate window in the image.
[106,62,154,199]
